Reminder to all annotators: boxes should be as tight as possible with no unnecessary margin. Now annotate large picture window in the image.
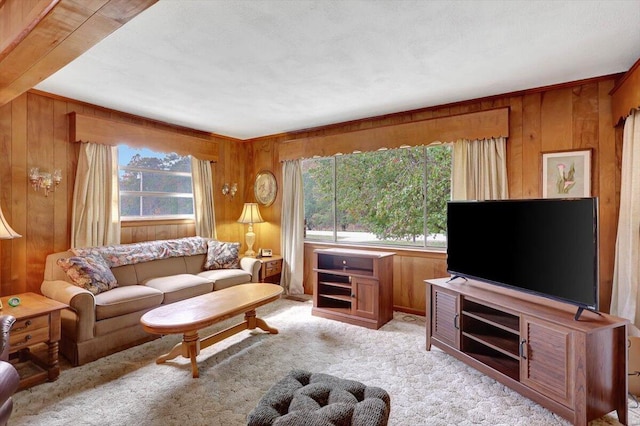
[303,145,452,248]
[118,146,194,220]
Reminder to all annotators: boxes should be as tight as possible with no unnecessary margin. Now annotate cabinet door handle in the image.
[519,339,527,359]
[13,320,32,332]
[351,293,356,298]
[453,313,460,330]
[13,334,32,347]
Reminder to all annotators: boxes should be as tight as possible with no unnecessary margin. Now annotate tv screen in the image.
[446,198,598,312]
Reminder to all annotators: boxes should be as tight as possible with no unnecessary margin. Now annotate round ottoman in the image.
[247,369,391,426]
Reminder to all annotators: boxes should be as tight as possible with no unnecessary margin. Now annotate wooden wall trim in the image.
[0,0,59,62]
[253,75,619,145]
[0,0,157,107]
[278,107,509,161]
[69,112,219,161]
[610,57,640,125]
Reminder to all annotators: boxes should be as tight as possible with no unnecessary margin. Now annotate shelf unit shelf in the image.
[462,331,520,359]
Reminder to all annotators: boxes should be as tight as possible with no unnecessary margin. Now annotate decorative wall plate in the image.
[254,170,277,206]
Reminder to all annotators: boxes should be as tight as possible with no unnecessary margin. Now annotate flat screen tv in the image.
[446,198,598,320]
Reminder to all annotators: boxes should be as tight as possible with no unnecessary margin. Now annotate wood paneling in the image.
[0,0,157,107]
[279,108,509,161]
[611,58,640,124]
[265,77,621,314]
[0,0,57,60]
[69,112,219,161]
[0,77,624,317]
[0,91,230,295]
[120,222,196,245]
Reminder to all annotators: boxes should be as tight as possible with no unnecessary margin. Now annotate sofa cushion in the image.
[134,257,188,283]
[184,253,208,274]
[143,274,214,304]
[204,241,240,270]
[57,255,118,295]
[198,269,251,290]
[94,285,163,321]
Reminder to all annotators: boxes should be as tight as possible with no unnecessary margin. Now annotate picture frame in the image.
[254,170,277,207]
[541,149,592,198]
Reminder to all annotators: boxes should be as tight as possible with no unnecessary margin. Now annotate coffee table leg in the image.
[245,310,279,334]
[156,342,183,364]
[182,331,200,378]
[155,330,201,378]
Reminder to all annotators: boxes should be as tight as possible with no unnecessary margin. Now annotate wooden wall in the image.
[0,90,250,295]
[250,76,623,315]
[0,75,624,316]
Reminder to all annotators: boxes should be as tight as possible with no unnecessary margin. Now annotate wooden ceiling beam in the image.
[0,0,157,107]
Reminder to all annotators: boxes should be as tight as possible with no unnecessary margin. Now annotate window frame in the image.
[303,144,451,250]
[118,147,195,221]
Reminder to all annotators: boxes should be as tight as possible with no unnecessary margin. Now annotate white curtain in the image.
[452,137,509,200]
[611,109,640,333]
[191,157,217,239]
[280,160,304,295]
[71,143,120,248]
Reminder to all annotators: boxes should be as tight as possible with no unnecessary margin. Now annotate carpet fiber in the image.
[10,298,638,425]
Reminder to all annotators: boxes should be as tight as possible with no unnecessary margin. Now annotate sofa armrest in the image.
[240,257,261,283]
[0,316,15,362]
[41,280,96,342]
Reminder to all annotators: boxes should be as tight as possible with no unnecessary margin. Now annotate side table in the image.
[1,292,67,390]
[258,255,283,284]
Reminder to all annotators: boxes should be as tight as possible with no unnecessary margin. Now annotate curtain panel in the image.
[280,160,305,295]
[71,143,120,248]
[452,137,509,201]
[611,109,640,334]
[191,157,217,239]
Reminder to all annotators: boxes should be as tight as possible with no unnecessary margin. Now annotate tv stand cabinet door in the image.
[352,277,378,320]
[430,286,460,350]
[520,316,574,408]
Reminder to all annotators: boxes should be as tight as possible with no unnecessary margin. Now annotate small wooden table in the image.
[1,292,68,390]
[140,283,283,378]
[258,255,283,284]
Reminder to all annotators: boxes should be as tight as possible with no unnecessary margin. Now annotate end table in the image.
[1,292,67,390]
[258,255,283,284]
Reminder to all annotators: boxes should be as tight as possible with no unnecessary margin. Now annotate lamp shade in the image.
[237,203,264,224]
[0,206,20,239]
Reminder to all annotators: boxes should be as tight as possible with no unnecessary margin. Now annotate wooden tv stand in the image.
[425,278,628,425]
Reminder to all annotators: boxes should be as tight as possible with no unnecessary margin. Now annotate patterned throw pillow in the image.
[204,240,240,270]
[57,254,118,295]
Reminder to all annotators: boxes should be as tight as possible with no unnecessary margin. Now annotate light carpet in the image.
[10,298,638,425]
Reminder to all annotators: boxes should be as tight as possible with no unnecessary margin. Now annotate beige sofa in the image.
[41,237,261,366]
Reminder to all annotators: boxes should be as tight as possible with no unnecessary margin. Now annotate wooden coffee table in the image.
[140,283,283,378]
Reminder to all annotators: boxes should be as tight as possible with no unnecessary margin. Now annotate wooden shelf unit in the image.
[313,248,395,329]
[425,278,629,426]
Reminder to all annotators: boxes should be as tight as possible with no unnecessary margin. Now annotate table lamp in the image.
[237,202,264,257]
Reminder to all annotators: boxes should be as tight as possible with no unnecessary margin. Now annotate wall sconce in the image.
[222,183,237,199]
[29,168,62,197]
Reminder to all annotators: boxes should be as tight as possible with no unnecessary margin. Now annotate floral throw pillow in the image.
[204,241,240,270]
[57,254,118,295]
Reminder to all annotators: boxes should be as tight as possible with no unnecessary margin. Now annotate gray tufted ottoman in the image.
[247,369,390,426]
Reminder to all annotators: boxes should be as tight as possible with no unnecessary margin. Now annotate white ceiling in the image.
[35,0,640,140]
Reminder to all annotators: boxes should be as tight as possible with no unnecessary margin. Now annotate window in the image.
[303,145,451,248]
[118,146,194,220]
